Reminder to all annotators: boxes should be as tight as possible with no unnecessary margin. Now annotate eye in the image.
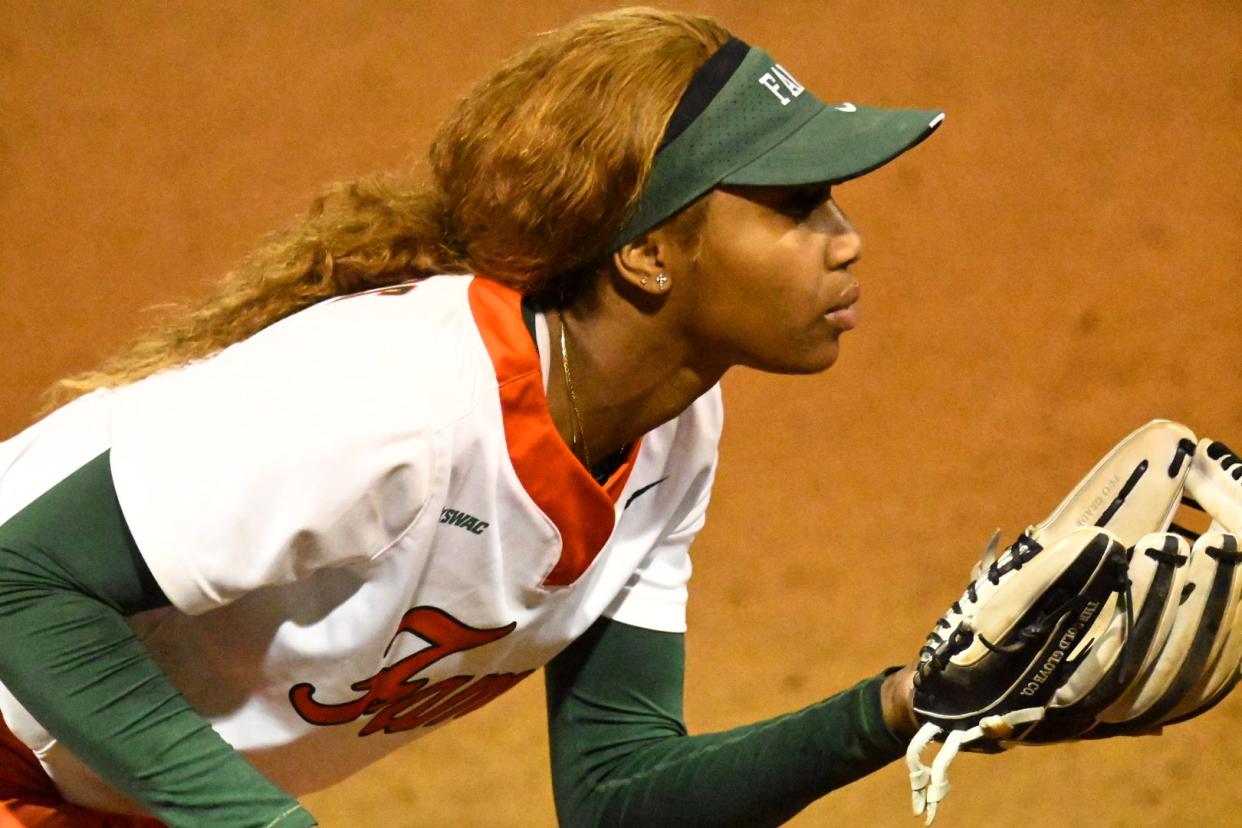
[779,185,831,220]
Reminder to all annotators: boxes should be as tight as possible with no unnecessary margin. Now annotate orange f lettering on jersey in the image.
[289,606,532,736]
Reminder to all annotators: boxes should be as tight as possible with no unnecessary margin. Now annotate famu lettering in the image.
[289,606,532,736]
[439,507,490,535]
[758,63,804,106]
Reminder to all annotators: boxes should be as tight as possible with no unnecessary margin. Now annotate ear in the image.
[612,233,669,295]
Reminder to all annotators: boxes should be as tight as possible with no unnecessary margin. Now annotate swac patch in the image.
[289,606,532,736]
[439,507,490,535]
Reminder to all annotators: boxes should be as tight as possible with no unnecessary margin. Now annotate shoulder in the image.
[114,276,494,435]
[103,277,499,609]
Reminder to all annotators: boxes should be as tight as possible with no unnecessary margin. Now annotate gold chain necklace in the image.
[559,314,593,469]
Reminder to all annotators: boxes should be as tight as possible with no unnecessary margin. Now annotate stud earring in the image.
[640,275,648,286]
[655,273,669,291]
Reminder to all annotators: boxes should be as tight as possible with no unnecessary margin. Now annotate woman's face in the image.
[662,183,863,376]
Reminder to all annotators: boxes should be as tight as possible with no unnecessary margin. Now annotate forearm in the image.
[545,619,907,827]
[0,451,314,828]
[0,578,310,827]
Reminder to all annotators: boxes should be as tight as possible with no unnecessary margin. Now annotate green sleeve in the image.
[0,450,315,828]
[545,617,906,827]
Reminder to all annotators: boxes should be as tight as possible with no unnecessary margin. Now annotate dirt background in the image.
[2,1,1239,826]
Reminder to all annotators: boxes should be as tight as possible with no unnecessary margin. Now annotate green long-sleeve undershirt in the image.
[0,450,905,827]
[545,619,906,827]
[0,450,314,827]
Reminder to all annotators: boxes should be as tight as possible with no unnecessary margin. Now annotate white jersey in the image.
[0,275,722,813]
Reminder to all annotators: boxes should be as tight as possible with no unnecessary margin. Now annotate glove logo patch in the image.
[1019,599,1101,697]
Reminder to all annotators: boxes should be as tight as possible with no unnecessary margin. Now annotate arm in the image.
[545,616,912,827]
[0,450,314,828]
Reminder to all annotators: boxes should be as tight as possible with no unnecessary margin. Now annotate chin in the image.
[752,341,841,375]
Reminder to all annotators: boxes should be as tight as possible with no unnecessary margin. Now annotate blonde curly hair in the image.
[51,7,729,402]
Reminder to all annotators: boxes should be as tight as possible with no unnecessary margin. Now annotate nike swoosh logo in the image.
[834,102,857,112]
[625,477,669,510]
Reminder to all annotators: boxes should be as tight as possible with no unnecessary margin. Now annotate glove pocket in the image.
[913,527,1127,727]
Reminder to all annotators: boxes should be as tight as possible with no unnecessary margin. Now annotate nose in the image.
[824,200,862,271]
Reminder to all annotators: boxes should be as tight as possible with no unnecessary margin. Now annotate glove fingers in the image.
[1137,439,1242,726]
[1101,532,1234,728]
[1159,533,1242,722]
[1183,439,1242,535]
[1035,420,1194,548]
[1107,534,1192,690]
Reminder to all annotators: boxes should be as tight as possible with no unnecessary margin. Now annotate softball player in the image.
[0,9,941,826]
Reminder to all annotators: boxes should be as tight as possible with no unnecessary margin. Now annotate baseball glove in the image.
[905,419,1196,824]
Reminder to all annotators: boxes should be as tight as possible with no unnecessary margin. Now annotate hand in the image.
[881,665,918,740]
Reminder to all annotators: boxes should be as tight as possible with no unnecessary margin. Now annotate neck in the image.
[549,292,722,465]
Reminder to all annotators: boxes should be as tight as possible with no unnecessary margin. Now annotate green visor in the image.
[612,38,944,248]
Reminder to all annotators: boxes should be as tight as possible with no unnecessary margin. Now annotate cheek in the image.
[702,236,790,295]
[687,224,822,330]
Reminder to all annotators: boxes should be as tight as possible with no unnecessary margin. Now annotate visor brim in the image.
[722,105,945,187]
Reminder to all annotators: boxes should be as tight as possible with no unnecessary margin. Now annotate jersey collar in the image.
[468,277,640,587]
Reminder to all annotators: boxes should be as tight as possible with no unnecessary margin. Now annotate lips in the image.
[824,285,861,330]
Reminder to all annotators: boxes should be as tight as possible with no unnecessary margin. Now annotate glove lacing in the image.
[908,531,1046,825]
[914,533,1042,684]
